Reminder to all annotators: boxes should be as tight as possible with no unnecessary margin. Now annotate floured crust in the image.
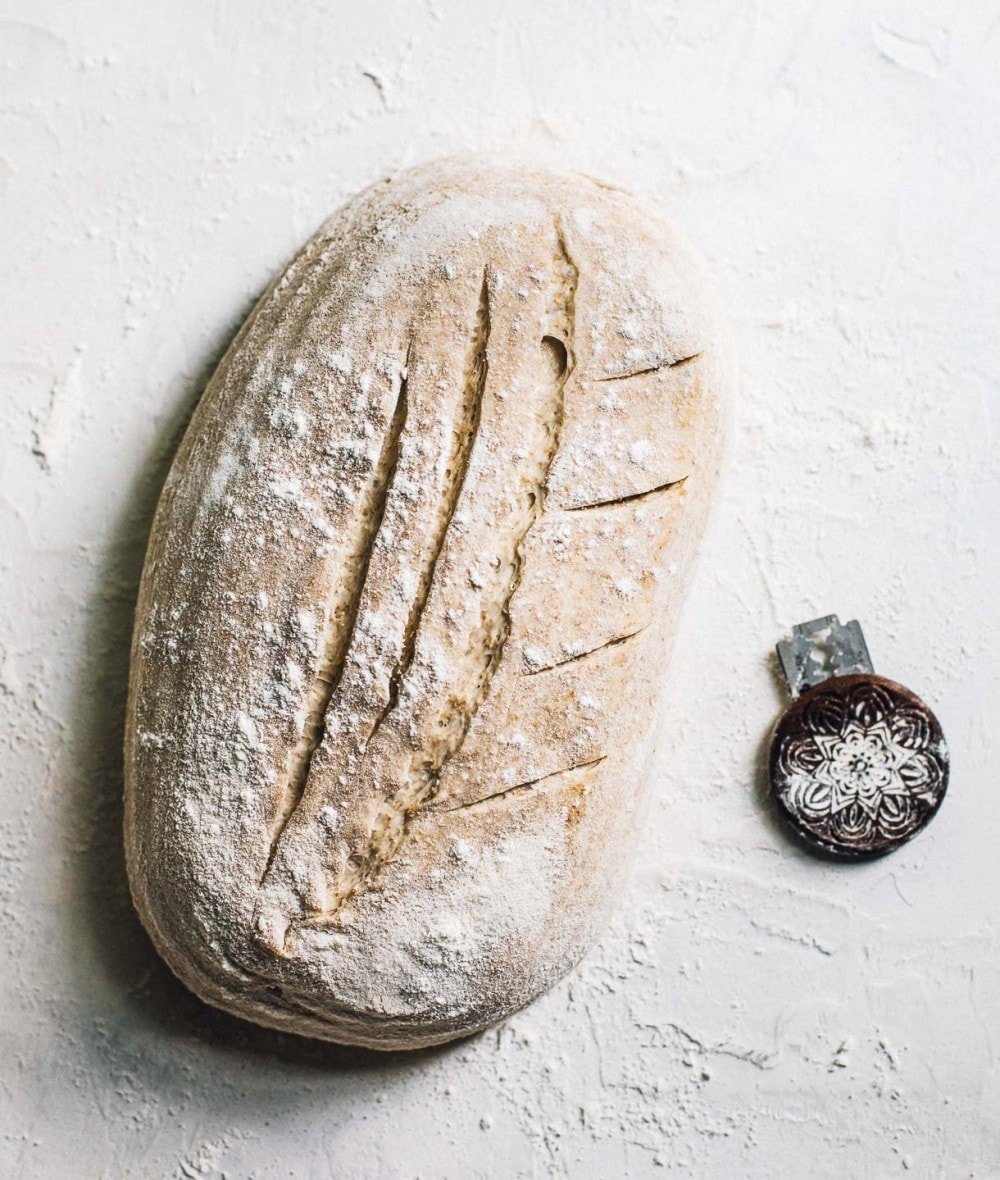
[124,157,731,1049]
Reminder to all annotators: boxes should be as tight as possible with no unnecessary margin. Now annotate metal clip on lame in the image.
[769,615,949,859]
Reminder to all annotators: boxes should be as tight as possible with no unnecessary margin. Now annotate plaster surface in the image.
[2,1,999,1176]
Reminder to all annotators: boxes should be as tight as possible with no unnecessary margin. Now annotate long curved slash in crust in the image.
[302,224,581,928]
[260,345,411,882]
[565,475,687,514]
[438,756,608,815]
[366,269,492,748]
[523,625,648,677]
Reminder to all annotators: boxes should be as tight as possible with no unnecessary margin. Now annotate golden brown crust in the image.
[124,157,731,1049]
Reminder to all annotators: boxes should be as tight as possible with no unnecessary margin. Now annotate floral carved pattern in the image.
[770,675,949,857]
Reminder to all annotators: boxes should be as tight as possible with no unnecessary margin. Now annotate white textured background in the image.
[2,1,999,1176]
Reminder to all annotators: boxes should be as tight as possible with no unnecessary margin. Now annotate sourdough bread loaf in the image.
[124,157,731,1049]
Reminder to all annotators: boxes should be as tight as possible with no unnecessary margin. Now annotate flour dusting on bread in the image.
[125,157,730,1049]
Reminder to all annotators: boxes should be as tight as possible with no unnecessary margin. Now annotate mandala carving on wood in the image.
[769,674,949,858]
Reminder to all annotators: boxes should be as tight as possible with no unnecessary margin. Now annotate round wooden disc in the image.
[769,673,949,859]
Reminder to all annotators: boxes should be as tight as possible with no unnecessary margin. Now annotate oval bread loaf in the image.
[125,157,731,1050]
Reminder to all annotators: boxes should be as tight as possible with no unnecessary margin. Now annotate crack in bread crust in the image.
[261,344,412,882]
[564,475,688,514]
[366,269,492,752]
[300,228,579,930]
[522,625,649,677]
[596,350,702,382]
[437,756,607,815]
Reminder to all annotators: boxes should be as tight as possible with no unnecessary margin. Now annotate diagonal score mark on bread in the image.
[255,225,582,951]
[595,350,702,383]
[562,475,688,514]
[261,342,413,880]
[302,225,579,932]
[366,269,492,753]
[522,624,650,677]
[436,756,608,816]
